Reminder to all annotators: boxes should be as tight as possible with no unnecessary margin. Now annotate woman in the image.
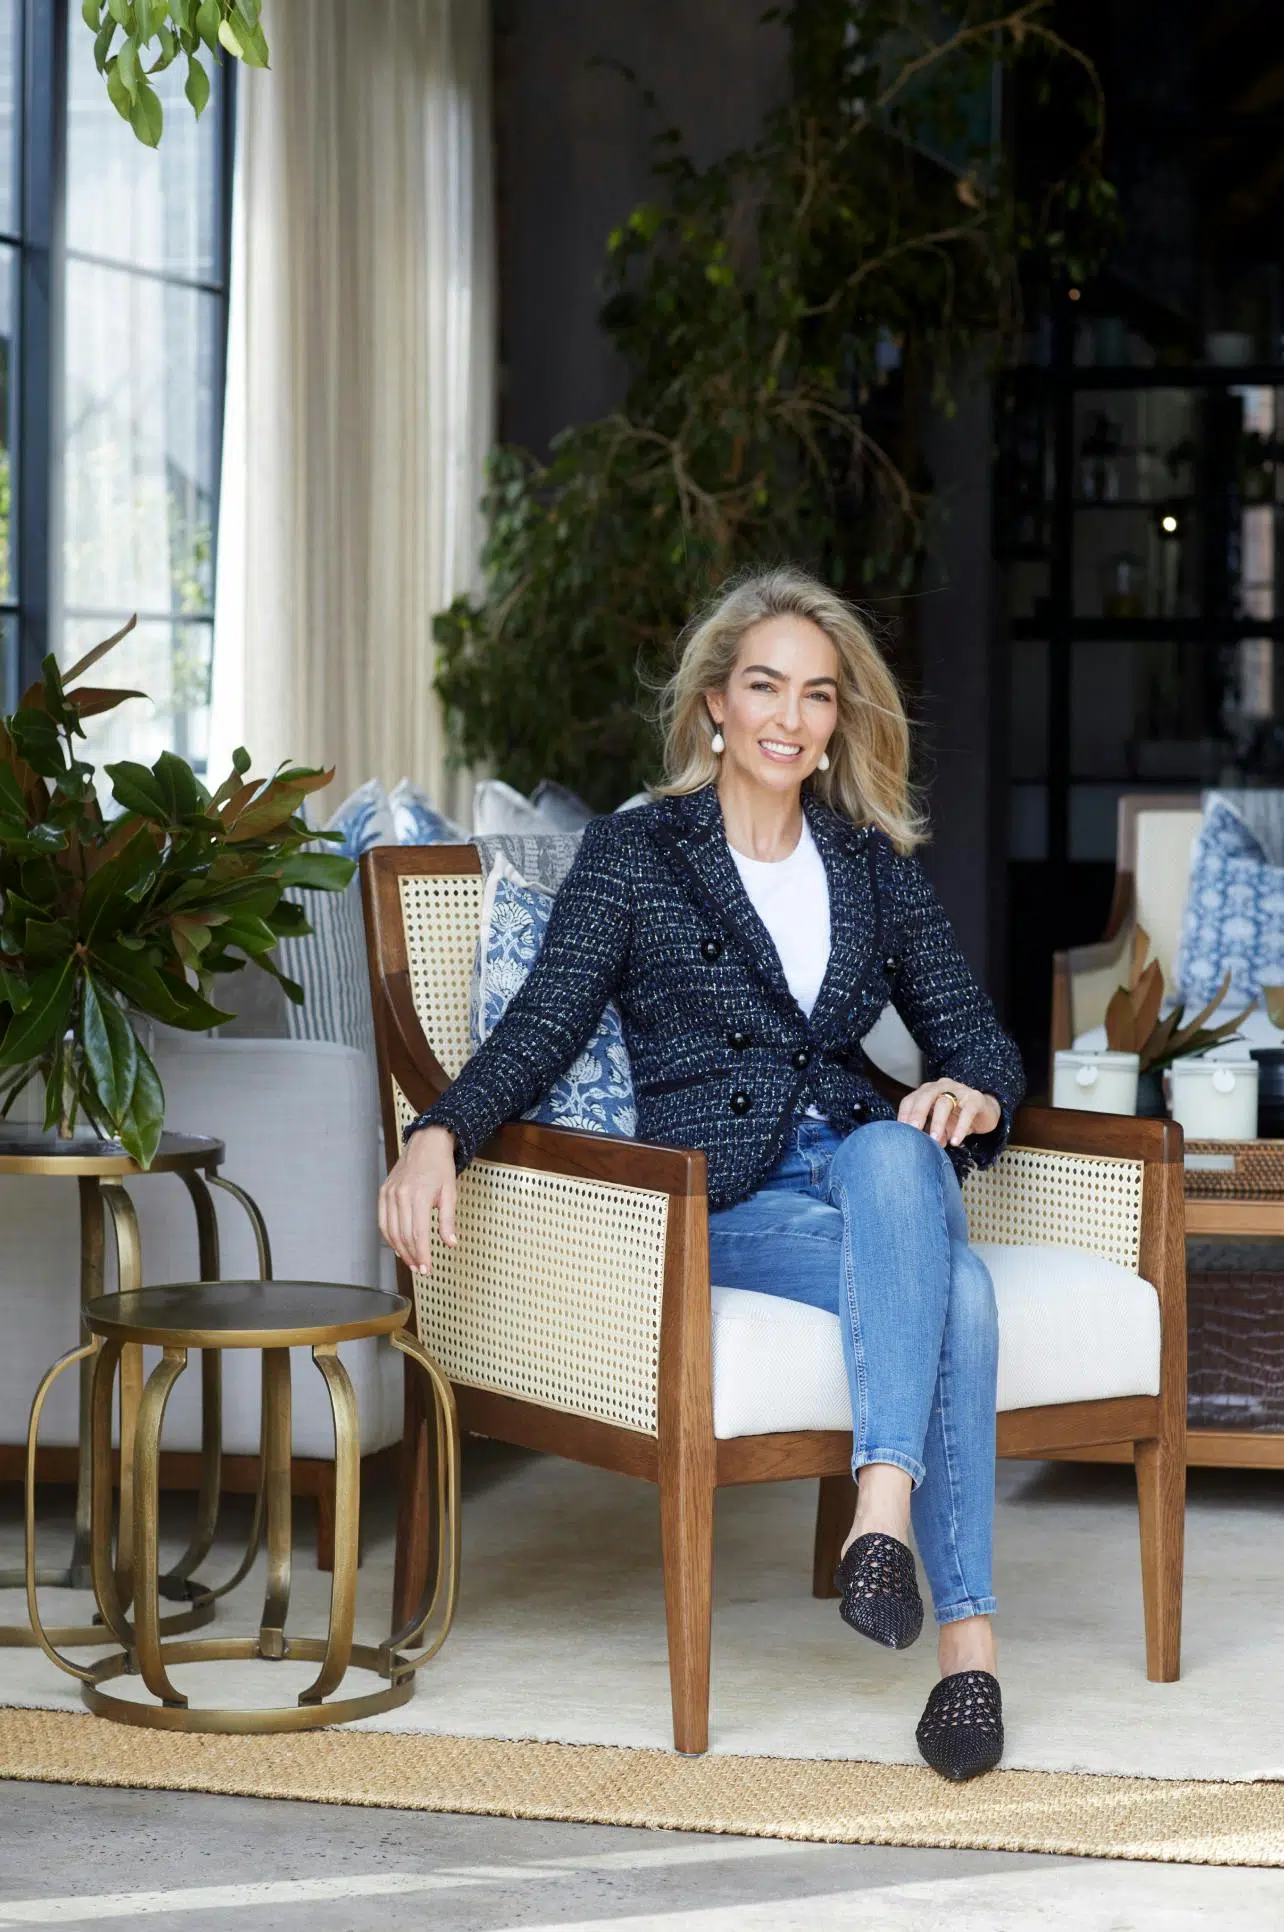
[380,565,1025,1781]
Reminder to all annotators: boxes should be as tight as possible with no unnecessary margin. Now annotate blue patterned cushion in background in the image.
[389,777,465,846]
[1175,793,1284,1006]
[472,858,637,1137]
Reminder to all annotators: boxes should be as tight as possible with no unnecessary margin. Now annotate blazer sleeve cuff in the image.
[403,1100,477,1172]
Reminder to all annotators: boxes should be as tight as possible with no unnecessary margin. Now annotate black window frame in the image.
[6,0,235,727]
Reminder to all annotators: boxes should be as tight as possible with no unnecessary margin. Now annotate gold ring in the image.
[937,1090,961,1113]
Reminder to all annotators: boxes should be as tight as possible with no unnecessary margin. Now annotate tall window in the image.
[3,1,231,768]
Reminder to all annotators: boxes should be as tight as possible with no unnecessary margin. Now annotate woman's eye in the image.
[809,690,833,705]
[750,680,775,693]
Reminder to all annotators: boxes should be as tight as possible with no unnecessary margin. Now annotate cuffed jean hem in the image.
[934,1595,998,1625]
[851,1448,926,1488]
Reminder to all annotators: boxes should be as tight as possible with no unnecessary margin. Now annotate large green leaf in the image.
[129,79,163,147]
[93,943,233,1030]
[81,971,139,1125]
[9,708,66,779]
[78,826,163,940]
[275,851,356,891]
[254,952,305,1006]
[22,916,75,966]
[183,50,209,115]
[0,960,74,1067]
[153,749,208,819]
[117,1033,164,1168]
[105,760,171,821]
[217,913,279,957]
[0,762,26,821]
[194,0,220,53]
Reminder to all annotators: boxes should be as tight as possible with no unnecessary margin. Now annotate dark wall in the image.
[493,0,788,453]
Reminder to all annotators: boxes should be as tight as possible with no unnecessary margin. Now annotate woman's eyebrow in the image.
[739,662,838,687]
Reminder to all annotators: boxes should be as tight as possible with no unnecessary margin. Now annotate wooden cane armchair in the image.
[363,843,1187,1755]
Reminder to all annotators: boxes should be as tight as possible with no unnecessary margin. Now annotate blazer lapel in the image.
[802,792,877,1040]
[651,786,797,1009]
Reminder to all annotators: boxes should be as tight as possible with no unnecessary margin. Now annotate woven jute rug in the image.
[2,1708,1281,1866]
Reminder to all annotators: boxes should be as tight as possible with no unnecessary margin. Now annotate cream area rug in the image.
[1,1449,1282,1861]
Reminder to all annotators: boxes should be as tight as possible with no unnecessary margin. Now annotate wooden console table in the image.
[1061,1138,1284,1471]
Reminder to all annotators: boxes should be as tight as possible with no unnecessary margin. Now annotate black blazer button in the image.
[729,1089,752,1115]
[884,955,897,975]
[727,1028,752,1051]
[792,1047,812,1070]
[701,938,723,962]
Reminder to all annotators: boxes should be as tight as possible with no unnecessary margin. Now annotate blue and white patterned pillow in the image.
[389,777,464,846]
[471,858,637,1137]
[1175,795,1284,1006]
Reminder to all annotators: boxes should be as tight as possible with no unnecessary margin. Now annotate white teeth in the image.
[760,741,801,756]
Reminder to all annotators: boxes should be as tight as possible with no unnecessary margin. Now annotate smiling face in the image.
[706,615,840,796]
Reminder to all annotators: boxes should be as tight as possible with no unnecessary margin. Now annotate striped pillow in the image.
[277,781,396,1058]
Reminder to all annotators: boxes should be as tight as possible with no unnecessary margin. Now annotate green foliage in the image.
[435,0,1116,809]
[0,617,353,1165]
[79,0,269,146]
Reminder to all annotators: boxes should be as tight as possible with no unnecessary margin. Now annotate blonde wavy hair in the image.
[655,566,926,853]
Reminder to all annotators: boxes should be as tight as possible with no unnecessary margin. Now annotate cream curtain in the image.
[210,0,494,820]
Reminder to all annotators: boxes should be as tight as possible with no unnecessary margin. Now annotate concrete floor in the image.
[0,1784,1282,1930]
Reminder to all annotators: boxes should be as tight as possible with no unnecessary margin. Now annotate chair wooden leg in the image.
[393,1351,434,1628]
[1135,1434,1184,1681]
[813,1473,858,1599]
[659,1467,714,1755]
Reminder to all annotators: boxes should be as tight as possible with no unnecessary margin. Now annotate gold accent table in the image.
[2,1128,271,1648]
[26,1280,459,1733]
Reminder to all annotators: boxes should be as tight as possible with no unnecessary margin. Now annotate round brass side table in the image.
[26,1281,459,1733]
[2,1128,271,1647]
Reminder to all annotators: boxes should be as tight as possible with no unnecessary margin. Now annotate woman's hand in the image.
[378,1125,458,1275]
[898,1079,1001,1148]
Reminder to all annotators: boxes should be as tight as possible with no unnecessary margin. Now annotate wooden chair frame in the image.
[365,845,1187,1755]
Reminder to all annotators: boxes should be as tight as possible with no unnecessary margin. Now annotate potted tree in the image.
[0,620,352,1165]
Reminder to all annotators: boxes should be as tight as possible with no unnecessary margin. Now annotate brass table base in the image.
[82,1637,418,1732]
[27,1287,459,1735]
[7,1133,272,1649]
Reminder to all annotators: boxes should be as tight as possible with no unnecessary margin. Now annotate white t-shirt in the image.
[729,816,832,1017]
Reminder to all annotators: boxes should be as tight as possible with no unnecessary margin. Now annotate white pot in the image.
[1168,1059,1259,1142]
[1052,1049,1140,1116]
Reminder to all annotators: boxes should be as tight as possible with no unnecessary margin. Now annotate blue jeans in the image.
[708,1117,998,1624]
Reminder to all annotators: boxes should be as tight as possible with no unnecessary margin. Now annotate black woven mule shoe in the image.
[832,1531,924,1650]
[916,1670,1004,1781]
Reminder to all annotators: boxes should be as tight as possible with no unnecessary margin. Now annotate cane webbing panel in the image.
[964,1146,1144,1273]
[394,1082,668,1434]
[397,873,484,1078]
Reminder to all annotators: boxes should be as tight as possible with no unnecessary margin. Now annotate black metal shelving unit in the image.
[994,322,1284,1079]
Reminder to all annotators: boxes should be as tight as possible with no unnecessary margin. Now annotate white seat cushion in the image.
[711,1244,1161,1440]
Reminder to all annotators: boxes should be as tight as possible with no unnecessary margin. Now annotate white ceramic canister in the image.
[1167,1058,1259,1141]
[1052,1049,1140,1116]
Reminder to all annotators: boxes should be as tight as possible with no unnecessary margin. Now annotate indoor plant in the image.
[78,0,269,149]
[1105,928,1254,1115]
[434,0,1117,808]
[0,620,352,1166]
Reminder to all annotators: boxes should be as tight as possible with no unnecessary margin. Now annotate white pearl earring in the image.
[818,750,830,771]
[711,729,725,754]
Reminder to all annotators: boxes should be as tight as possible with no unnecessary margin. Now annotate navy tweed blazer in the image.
[412,783,1025,1210]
